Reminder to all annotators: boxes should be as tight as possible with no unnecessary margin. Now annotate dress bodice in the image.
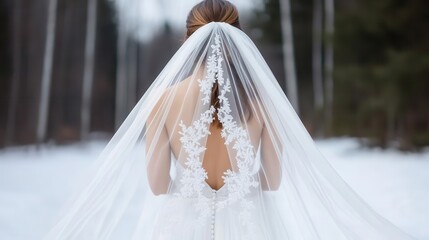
[171,162,230,200]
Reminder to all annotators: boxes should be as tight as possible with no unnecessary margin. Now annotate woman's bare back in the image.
[164,76,264,190]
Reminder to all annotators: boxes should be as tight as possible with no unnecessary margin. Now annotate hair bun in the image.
[186,0,240,38]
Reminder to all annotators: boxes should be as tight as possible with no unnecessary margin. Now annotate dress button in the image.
[211,189,217,239]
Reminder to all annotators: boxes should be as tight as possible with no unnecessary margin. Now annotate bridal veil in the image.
[44,22,415,240]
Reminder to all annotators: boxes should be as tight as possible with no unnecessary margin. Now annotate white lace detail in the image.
[215,40,259,229]
[177,34,259,228]
[198,35,222,104]
[175,36,221,223]
[177,106,215,198]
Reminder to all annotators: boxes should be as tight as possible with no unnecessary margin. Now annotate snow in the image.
[0,138,428,240]
[317,139,429,239]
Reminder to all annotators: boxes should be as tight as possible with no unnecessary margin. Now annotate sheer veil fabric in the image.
[44,22,415,240]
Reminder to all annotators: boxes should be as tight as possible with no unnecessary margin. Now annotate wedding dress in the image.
[44,22,415,240]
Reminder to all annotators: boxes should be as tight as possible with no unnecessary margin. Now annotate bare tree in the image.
[81,0,98,140]
[115,23,128,130]
[312,0,324,111]
[127,40,138,111]
[5,0,22,146]
[279,0,299,114]
[312,0,325,136]
[37,0,58,143]
[324,0,335,133]
[138,43,150,96]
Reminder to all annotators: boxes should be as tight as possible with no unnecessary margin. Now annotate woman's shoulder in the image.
[150,76,197,115]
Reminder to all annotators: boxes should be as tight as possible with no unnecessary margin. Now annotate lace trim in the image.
[215,39,259,228]
[175,36,222,222]
[177,34,259,228]
[177,106,215,199]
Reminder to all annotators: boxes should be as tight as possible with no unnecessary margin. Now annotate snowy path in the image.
[0,139,428,240]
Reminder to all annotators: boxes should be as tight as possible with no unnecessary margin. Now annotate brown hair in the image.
[186,0,247,128]
[186,0,241,38]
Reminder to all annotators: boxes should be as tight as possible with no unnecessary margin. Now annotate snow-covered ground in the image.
[0,138,428,240]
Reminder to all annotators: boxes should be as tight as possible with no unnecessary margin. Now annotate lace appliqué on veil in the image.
[217,64,259,228]
[176,34,259,229]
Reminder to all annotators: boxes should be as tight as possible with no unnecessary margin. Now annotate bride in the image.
[44,0,415,239]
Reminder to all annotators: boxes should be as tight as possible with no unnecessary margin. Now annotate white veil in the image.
[44,22,415,240]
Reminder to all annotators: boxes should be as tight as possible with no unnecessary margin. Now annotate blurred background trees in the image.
[334,0,429,149]
[252,0,429,150]
[0,0,428,150]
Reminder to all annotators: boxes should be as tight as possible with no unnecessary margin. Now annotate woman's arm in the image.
[259,122,283,191]
[146,98,172,196]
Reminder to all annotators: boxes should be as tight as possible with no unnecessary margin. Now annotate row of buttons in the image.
[211,189,217,239]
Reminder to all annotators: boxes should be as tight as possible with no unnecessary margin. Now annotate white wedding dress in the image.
[44,22,415,240]
[152,164,284,240]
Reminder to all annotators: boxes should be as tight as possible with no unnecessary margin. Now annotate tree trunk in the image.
[115,24,128,130]
[5,0,22,146]
[312,0,325,136]
[279,0,299,114]
[127,40,138,111]
[324,0,335,134]
[312,0,324,111]
[37,0,58,144]
[81,0,98,140]
[139,43,152,97]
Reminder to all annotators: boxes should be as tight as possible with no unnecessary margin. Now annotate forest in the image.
[0,0,428,150]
